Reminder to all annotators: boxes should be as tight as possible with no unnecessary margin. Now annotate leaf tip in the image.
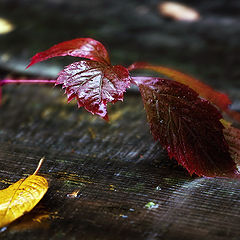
[25,62,32,69]
[103,114,109,122]
[26,56,38,69]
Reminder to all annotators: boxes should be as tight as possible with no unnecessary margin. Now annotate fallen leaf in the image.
[129,62,240,123]
[137,77,238,177]
[0,157,48,228]
[56,60,131,120]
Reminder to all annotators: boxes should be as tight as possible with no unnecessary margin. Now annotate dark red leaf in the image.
[138,77,238,177]
[129,62,233,113]
[27,38,110,68]
[56,60,131,120]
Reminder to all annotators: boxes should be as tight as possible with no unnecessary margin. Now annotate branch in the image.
[0,79,56,86]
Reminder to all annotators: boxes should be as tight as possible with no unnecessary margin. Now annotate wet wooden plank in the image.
[0,0,240,238]
[1,85,240,240]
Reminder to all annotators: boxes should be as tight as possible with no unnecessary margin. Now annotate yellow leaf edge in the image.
[0,157,49,228]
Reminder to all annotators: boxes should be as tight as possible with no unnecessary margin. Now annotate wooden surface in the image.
[0,0,240,239]
[1,85,240,240]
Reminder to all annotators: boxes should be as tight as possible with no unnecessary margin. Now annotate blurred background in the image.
[0,0,239,98]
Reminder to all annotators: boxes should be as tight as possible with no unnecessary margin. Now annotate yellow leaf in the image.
[0,158,48,228]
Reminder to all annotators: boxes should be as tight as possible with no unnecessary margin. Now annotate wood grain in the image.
[0,85,240,239]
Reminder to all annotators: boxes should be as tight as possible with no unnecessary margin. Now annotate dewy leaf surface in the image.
[138,77,238,177]
[129,62,232,112]
[27,38,110,68]
[56,60,131,120]
[0,175,48,228]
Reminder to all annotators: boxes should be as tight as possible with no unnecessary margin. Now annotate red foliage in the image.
[24,38,240,178]
[56,60,131,120]
[129,62,234,112]
[137,77,238,177]
[27,38,111,68]
[26,38,131,119]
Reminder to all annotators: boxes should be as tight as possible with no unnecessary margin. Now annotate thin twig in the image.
[1,79,56,85]
[0,79,56,104]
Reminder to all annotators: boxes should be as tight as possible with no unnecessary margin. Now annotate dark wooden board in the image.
[1,85,240,240]
[0,0,240,239]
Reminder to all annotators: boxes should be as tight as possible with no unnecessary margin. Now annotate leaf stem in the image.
[33,157,45,175]
[0,79,56,105]
[0,79,56,86]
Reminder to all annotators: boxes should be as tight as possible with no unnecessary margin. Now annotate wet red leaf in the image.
[129,62,232,111]
[24,38,240,178]
[56,60,131,120]
[138,77,238,177]
[27,38,110,68]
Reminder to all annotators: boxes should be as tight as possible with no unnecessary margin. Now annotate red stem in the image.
[0,79,56,85]
[0,79,56,105]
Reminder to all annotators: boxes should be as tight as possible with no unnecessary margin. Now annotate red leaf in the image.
[56,60,131,120]
[27,38,110,68]
[138,77,238,177]
[129,62,236,114]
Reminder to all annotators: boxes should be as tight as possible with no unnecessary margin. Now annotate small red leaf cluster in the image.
[56,61,130,120]
[27,38,240,178]
[28,38,131,120]
[27,38,111,67]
